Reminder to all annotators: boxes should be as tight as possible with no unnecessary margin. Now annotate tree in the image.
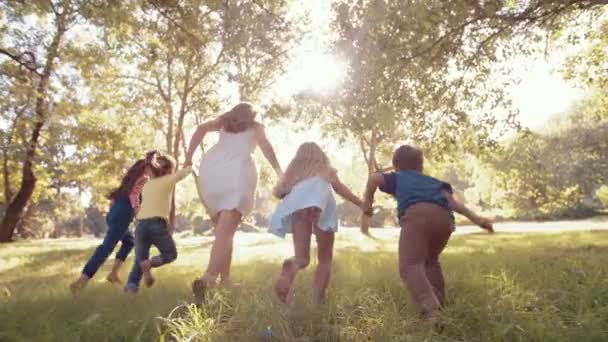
[0,0,73,242]
[0,0,139,242]
[291,0,608,233]
[105,0,300,162]
[98,0,300,224]
[563,12,608,90]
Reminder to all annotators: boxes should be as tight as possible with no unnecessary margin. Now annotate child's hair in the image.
[392,145,424,172]
[273,142,333,198]
[219,102,257,133]
[152,154,176,177]
[108,151,160,200]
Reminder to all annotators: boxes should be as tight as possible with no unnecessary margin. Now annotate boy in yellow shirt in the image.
[125,155,192,293]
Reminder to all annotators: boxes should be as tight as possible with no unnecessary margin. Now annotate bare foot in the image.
[420,309,443,331]
[140,260,155,287]
[69,277,88,296]
[192,278,207,306]
[69,281,84,296]
[106,272,121,284]
[273,276,291,305]
[273,259,294,304]
[124,287,138,295]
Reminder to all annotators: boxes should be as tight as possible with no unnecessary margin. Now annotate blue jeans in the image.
[82,197,134,278]
[125,217,177,291]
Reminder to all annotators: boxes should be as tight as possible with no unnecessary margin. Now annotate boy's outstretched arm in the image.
[362,173,384,216]
[443,190,493,232]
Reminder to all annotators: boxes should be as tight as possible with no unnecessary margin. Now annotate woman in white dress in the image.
[184,103,282,301]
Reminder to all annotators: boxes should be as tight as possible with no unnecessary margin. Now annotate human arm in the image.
[330,170,365,209]
[167,167,192,235]
[362,173,385,216]
[174,165,193,183]
[254,124,282,177]
[442,190,493,232]
[184,119,221,165]
[153,166,193,192]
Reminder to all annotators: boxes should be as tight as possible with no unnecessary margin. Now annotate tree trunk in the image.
[0,6,67,242]
[2,148,12,204]
[0,121,43,242]
[1,105,27,204]
[360,131,378,235]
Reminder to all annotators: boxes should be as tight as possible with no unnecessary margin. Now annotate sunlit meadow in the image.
[1,228,607,341]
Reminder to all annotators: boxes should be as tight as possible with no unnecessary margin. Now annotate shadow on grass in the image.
[1,231,608,341]
[0,248,94,282]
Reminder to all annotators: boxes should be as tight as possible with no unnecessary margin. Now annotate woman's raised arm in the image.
[184,119,221,165]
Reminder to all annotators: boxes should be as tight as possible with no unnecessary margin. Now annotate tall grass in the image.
[1,231,607,341]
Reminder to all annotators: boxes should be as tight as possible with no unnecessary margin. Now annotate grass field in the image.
[1,228,608,341]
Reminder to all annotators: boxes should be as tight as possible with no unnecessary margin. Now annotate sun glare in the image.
[274,51,347,99]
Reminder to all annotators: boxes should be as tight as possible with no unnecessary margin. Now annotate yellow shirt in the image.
[137,166,192,221]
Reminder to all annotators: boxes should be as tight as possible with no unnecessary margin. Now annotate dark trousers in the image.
[399,203,453,315]
[125,217,177,290]
[82,197,134,278]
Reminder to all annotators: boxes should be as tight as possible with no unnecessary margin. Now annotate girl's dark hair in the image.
[152,154,176,177]
[108,151,160,200]
[219,102,257,133]
[392,145,424,171]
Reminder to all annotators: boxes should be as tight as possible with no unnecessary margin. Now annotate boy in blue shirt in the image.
[363,145,493,322]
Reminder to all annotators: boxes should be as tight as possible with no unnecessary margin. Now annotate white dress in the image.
[198,127,257,218]
[269,176,338,238]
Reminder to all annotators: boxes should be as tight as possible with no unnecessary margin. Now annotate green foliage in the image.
[18,192,87,239]
[1,0,608,239]
[563,15,608,90]
[1,231,608,340]
[0,0,302,238]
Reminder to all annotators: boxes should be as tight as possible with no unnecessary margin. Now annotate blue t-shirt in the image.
[379,170,453,218]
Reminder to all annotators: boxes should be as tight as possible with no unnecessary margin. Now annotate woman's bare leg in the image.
[193,209,240,301]
[219,244,233,285]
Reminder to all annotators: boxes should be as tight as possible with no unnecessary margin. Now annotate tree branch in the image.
[48,0,60,16]
[117,75,157,88]
[153,71,169,102]
[148,0,212,45]
[0,48,41,77]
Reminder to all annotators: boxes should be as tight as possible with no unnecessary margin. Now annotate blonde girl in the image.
[270,142,365,304]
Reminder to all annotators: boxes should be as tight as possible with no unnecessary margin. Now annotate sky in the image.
[258,0,589,171]
[509,58,585,128]
[267,0,586,132]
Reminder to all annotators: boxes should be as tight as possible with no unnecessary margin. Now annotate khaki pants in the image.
[399,203,453,316]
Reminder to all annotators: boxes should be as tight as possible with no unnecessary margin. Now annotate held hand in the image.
[475,216,494,233]
[361,201,374,217]
[183,159,193,167]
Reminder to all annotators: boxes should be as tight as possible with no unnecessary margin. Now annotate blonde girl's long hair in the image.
[273,142,334,198]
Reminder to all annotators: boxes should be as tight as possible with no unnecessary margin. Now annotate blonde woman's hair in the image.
[273,142,334,198]
[219,102,257,133]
